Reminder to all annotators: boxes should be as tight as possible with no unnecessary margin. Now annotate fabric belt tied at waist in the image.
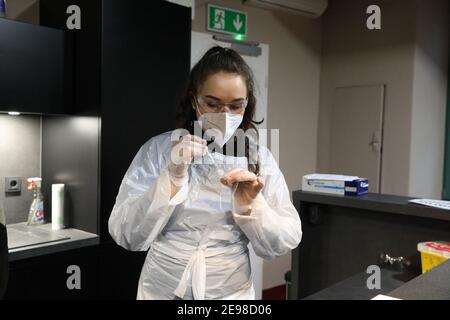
[173,246,206,300]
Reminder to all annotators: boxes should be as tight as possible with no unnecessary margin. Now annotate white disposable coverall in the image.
[108,131,302,300]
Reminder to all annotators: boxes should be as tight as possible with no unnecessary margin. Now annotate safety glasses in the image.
[196,96,248,114]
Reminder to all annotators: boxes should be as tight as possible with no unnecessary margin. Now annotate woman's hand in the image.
[168,134,207,196]
[220,168,265,215]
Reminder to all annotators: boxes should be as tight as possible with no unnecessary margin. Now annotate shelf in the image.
[7,222,99,262]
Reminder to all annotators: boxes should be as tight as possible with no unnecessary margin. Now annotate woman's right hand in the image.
[168,134,207,187]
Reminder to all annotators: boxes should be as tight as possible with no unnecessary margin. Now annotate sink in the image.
[7,223,70,250]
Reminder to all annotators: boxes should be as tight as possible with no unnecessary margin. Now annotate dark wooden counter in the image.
[292,190,450,222]
[389,260,450,300]
[291,190,450,299]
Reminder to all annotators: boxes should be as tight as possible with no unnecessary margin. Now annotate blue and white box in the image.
[302,174,369,196]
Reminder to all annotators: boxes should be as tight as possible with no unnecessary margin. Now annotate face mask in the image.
[197,107,243,148]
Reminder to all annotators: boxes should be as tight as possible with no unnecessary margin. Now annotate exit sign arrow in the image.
[233,15,242,31]
[208,4,247,37]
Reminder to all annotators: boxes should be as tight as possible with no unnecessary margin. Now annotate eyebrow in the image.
[204,95,246,102]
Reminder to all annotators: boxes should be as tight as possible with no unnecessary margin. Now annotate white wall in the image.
[317,0,417,196]
[409,0,449,198]
[318,0,415,196]
[192,0,322,290]
[318,0,449,198]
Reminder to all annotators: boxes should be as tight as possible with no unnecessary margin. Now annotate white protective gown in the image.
[108,131,302,300]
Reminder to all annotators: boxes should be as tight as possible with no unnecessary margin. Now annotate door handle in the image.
[369,132,382,153]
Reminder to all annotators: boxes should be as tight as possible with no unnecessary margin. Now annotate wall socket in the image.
[5,177,22,195]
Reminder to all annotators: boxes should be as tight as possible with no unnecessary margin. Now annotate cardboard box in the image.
[302,174,369,196]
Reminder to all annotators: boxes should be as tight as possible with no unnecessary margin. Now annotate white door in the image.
[191,31,269,299]
[329,85,385,192]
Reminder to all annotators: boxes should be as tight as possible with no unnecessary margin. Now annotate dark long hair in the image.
[176,46,263,174]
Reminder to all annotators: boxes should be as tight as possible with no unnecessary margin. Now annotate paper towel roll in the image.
[52,184,65,230]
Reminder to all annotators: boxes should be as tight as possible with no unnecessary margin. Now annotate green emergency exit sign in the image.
[207,4,247,37]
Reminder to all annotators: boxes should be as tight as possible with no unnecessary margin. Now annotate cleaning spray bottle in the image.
[27,177,45,226]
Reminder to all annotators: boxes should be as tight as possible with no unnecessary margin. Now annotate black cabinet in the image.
[40,0,101,116]
[97,243,147,299]
[100,0,191,243]
[5,246,100,299]
[35,0,191,299]
[0,18,73,114]
[40,1,190,239]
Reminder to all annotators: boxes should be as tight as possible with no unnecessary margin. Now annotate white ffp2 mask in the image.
[198,110,243,148]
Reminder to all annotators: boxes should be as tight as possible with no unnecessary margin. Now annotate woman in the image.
[108,46,302,300]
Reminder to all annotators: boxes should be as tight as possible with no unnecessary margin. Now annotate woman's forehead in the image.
[199,72,247,99]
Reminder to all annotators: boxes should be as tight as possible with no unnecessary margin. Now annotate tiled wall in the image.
[0,114,41,224]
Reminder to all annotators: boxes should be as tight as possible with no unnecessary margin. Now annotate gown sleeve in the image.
[232,147,303,260]
[108,136,188,251]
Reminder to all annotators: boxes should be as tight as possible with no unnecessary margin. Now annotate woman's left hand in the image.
[220,168,265,215]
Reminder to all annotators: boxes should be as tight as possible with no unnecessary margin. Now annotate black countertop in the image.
[294,190,450,300]
[7,223,100,262]
[303,261,450,300]
[388,259,450,300]
[293,190,450,222]
[303,267,417,300]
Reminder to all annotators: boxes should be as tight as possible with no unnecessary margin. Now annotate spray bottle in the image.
[27,177,45,226]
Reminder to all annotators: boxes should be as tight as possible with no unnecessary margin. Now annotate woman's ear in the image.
[190,95,196,110]
[192,100,199,113]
